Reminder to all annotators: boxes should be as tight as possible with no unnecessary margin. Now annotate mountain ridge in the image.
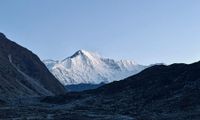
[0,32,66,98]
[44,50,147,85]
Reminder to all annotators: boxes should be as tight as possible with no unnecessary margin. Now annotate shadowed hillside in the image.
[43,62,200,120]
[0,33,65,99]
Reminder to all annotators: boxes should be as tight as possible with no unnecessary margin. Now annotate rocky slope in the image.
[42,61,200,120]
[0,33,65,99]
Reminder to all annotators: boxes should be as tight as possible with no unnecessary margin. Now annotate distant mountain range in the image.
[66,83,105,92]
[43,50,147,85]
[0,33,65,99]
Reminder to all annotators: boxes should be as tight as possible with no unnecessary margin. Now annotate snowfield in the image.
[44,50,147,85]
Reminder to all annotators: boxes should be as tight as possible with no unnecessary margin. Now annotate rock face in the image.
[0,33,65,99]
[44,50,147,85]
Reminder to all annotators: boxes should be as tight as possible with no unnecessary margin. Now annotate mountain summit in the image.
[69,49,100,58]
[44,50,147,85]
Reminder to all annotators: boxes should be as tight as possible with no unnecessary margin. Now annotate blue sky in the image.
[0,0,200,65]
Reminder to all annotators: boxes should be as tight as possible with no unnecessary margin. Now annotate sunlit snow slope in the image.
[44,50,147,85]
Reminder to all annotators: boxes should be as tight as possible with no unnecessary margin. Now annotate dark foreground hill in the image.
[41,62,200,120]
[0,33,65,99]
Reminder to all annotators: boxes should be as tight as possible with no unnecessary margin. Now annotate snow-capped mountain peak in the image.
[69,50,100,59]
[43,50,147,85]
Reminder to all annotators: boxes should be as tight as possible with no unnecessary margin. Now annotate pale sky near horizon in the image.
[0,0,200,65]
